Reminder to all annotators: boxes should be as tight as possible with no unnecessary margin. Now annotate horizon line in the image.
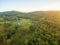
[0,10,60,13]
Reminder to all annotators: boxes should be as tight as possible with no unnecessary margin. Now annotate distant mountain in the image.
[0,11,25,16]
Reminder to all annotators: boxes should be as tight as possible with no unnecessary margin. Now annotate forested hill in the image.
[0,11,60,24]
[0,11,40,19]
[1,11,60,18]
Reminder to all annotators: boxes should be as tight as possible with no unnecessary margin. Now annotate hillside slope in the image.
[30,11,60,25]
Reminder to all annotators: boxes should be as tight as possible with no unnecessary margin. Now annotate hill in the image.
[0,11,40,21]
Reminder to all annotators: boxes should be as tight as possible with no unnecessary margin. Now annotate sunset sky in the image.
[0,0,60,12]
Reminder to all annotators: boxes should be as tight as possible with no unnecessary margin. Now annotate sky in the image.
[0,0,60,12]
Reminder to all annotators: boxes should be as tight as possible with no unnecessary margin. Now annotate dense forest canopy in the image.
[0,11,60,45]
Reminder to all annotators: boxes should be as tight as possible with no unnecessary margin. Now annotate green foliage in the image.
[0,11,60,45]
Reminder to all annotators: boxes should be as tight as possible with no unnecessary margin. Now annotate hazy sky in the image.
[0,0,60,12]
